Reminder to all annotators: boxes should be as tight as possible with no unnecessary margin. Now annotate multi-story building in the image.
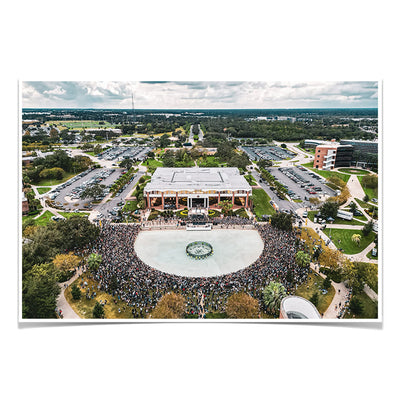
[143,167,252,210]
[313,140,353,170]
[339,139,378,154]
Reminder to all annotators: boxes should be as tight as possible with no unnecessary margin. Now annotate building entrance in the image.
[188,196,209,209]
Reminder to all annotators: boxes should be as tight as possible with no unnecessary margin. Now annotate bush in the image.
[349,297,364,315]
[93,301,105,318]
[71,283,82,300]
[309,292,319,307]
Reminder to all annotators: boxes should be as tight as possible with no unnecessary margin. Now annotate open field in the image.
[47,120,118,130]
[327,228,376,254]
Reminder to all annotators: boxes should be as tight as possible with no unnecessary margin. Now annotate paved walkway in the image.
[56,267,83,319]
[310,263,351,319]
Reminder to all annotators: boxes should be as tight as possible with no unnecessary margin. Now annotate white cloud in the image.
[22,81,378,109]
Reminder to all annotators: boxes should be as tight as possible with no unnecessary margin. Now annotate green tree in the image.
[349,297,364,315]
[349,202,358,214]
[71,283,82,300]
[309,292,319,308]
[93,144,103,155]
[39,167,65,181]
[159,134,170,148]
[56,216,100,250]
[295,250,311,268]
[88,253,102,271]
[263,281,287,316]
[22,263,61,318]
[120,158,134,170]
[93,301,105,318]
[80,183,105,200]
[218,200,233,215]
[319,201,339,220]
[322,276,332,290]
[270,212,293,231]
[362,220,374,236]
[361,174,378,189]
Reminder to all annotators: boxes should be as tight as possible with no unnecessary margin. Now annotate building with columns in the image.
[143,167,252,210]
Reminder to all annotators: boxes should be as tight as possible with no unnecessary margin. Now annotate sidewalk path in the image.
[56,268,83,319]
[310,263,351,319]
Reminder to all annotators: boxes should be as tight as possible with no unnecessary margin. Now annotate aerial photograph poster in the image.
[20,81,381,322]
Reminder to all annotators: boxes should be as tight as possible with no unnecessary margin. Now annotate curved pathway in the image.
[56,268,83,319]
[311,263,350,319]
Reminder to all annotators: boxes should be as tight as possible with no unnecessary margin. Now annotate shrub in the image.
[71,283,82,300]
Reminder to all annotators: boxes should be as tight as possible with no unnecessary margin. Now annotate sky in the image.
[22,81,379,109]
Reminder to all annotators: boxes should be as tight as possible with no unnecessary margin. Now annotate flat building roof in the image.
[144,167,251,192]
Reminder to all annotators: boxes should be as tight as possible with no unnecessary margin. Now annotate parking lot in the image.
[240,146,295,161]
[268,165,337,202]
[98,146,153,161]
[46,167,145,220]
[251,164,337,215]
[48,168,121,210]
[94,170,144,221]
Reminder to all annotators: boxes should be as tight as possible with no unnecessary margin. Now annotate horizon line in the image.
[22,107,378,110]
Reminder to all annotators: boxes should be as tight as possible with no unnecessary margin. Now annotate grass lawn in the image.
[344,291,378,319]
[357,176,378,199]
[327,228,376,254]
[251,188,276,217]
[58,211,89,218]
[64,274,134,319]
[337,168,371,175]
[197,155,221,167]
[300,162,350,182]
[36,187,51,194]
[355,198,371,208]
[123,200,139,212]
[33,210,56,226]
[366,248,378,261]
[143,158,163,168]
[295,272,335,315]
[35,171,78,187]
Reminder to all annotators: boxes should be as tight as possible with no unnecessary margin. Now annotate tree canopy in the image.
[151,292,186,319]
[226,292,259,319]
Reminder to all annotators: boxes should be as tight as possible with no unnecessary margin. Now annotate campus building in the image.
[143,167,252,210]
[313,140,353,170]
[280,296,321,319]
[339,139,378,154]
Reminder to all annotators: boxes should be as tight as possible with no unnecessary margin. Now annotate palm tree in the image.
[351,234,361,247]
[88,253,102,271]
[295,250,311,268]
[263,281,287,316]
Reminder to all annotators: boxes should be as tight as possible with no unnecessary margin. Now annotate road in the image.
[93,170,144,220]
[250,167,304,214]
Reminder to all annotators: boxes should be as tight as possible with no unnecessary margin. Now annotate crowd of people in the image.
[86,219,308,318]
